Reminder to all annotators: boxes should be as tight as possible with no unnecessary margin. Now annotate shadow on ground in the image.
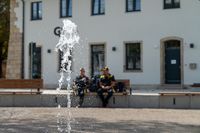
[0,117,199,133]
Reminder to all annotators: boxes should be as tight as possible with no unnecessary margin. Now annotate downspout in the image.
[21,0,25,79]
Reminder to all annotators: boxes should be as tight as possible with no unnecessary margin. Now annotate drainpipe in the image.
[21,0,25,79]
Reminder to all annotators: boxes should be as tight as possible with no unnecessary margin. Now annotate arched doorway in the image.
[160,37,184,86]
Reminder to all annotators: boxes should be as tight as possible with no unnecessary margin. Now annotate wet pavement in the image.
[0,108,200,133]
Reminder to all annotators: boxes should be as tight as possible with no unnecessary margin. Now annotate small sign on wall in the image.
[189,63,197,70]
[171,60,176,64]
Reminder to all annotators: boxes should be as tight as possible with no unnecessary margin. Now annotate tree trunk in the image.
[0,43,3,78]
[0,60,2,78]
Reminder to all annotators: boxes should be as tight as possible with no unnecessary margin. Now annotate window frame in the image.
[126,0,141,12]
[29,43,42,79]
[58,50,73,72]
[163,0,180,9]
[31,1,42,20]
[91,0,105,16]
[60,0,72,18]
[90,44,105,76]
[124,42,143,72]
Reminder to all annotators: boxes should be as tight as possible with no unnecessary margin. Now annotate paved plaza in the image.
[0,108,200,133]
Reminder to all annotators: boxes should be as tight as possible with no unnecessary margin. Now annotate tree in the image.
[0,0,10,78]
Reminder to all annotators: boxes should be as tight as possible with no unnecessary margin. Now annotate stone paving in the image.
[0,108,200,133]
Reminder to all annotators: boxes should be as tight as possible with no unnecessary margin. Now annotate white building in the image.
[7,0,200,89]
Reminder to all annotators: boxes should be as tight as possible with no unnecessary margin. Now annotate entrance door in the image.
[91,44,105,77]
[29,43,42,79]
[164,40,181,84]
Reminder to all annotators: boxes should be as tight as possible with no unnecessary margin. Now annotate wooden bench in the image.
[84,79,131,96]
[0,79,43,94]
[191,83,200,87]
[159,92,200,96]
[159,83,200,96]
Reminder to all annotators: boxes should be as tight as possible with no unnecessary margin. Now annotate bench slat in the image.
[0,79,43,88]
[84,92,126,96]
[160,92,200,96]
[0,91,41,95]
[0,79,43,95]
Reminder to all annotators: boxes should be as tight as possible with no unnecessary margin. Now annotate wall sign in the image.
[54,27,62,37]
[171,60,176,64]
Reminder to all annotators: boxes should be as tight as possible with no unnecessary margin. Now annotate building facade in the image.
[7,0,200,88]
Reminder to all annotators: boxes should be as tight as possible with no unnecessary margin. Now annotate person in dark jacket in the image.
[97,66,116,107]
[74,68,89,107]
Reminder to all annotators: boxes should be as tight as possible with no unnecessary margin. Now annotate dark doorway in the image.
[29,43,42,79]
[164,40,181,84]
[91,44,105,77]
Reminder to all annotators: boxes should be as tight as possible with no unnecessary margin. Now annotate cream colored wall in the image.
[14,0,23,33]
[6,0,23,79]
[14,0,200,87]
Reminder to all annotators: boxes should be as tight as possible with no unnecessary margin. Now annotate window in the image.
[126,0,141,12]
[164,0,180,9]
[31,2,42,20]
[60,0,72,18]
[58,50,72,71]
[125,43,142,71]
[92,0,105,15]
[91,45,105,76]
[29,43,42,79]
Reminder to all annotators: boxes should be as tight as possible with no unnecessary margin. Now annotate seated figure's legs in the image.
[98,88,113,107]
[97,88,104,102]
[105,89,113,105]
[78,87,85,106]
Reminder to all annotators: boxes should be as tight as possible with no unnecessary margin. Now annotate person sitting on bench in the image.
[97,66,116,107]
[74,68,89,107]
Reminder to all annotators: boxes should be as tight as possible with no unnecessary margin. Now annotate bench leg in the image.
[37,88,41,94]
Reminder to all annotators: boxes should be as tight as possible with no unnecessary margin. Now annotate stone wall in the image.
[6,0,22,79]
[1,60,7,78]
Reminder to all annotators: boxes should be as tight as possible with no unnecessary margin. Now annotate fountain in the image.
[55,19,80,133]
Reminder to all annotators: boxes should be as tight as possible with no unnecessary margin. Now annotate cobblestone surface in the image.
[0,108,200,133]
